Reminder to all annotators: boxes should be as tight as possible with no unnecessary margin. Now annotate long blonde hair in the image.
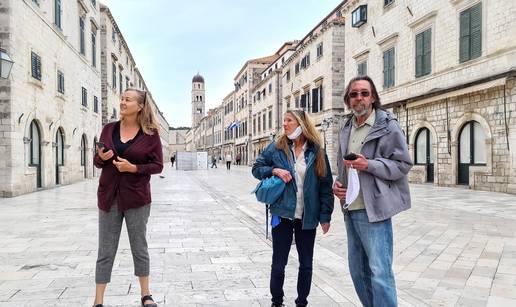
[122,88,159,135]
[275,109,326,177]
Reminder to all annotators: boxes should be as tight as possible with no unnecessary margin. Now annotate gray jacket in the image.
[336,109,413,222]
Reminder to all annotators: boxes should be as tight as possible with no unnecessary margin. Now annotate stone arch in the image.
[409,121,439,184]
[450,112,493,186]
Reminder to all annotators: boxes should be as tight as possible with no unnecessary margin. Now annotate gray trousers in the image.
[95,201,151,284]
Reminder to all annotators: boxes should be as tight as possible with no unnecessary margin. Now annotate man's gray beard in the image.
[352,108,369,117]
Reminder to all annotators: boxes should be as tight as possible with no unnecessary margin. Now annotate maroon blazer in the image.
[94,121,163,212]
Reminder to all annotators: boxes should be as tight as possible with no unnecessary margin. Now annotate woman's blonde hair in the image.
[275,109,327,177]
[122,88,159,135]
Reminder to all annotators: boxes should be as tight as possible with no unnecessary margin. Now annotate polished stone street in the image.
[1,164,516,306]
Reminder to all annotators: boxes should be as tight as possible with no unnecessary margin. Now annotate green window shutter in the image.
[415,32,424,77]
[383,51,389,87]
[423,29,432,75]
[388,48,395,87]
[470,3,482,59]
[459,10,471,62]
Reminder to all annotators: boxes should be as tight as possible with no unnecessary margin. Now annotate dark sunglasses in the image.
[349,91,370,98]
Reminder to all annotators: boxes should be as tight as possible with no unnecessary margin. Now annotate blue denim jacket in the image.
[252,141,334,230]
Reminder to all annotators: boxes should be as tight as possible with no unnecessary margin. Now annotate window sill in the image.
[383,2,396,13]
[28,78,44,89]
[55,92,66,101]
[80,105,88,112]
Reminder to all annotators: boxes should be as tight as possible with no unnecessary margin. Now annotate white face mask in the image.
[287,126,303,140]
[344,167,360,209]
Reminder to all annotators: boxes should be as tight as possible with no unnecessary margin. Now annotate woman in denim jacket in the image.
[252,109,334,307]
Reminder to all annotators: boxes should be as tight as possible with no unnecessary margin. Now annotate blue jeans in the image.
[271,218,316,306]
[344,209,397,307]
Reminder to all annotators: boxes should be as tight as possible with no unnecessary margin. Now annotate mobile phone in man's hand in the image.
[344,153,358,161]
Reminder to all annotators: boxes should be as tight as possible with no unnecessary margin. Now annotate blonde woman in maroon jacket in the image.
[92,89,163,307]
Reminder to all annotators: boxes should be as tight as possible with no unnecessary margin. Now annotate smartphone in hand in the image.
[96,142,109,153]
[344,153,358,161]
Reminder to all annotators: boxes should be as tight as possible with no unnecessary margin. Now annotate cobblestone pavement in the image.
[1,164,516,306]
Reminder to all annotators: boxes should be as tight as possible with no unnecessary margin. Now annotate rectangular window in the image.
[352,5,367,28]
[91,30,97,67]
[383,47,395,88]
[119,72,122,94]
[316,42,323,58]
[300,53,310,69]
[112,62,116,89]
[311,86,323,113]
[286,70,291,82]
[262,113,266,131]
[79,17,85,55]
[81,87,87,107]
[268,83,272,94]
[94,96,99,113]
[54,0,62,29]
[415,28,432,77]
[357,61,367,76]
[253,117,256,134]
[112,27,116,42]
[295,62,300,75]
[300,93,307,110]
[31,52,42,80]
[459,3,482,63]
[258,115,261,133]
[57,71,65,93]
[268,110,272,129]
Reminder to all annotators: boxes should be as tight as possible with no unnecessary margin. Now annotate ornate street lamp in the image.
[0,49,14,79]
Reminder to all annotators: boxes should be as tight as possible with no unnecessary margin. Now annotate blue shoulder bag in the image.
[252,175,286,204]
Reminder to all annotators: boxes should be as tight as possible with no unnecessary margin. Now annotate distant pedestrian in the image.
[170,155,175,167]
[211,155,217,168]
[235,153,242,165]
[252,109,334,307]
[333,76,413,307]
[93,88,162,307]
[225,153,232,170]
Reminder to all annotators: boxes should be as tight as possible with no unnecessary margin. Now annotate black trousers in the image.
[270,218,316,305]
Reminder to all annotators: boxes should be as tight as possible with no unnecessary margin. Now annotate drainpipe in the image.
[503,84,510,151]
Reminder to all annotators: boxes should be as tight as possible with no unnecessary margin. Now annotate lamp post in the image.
[0,48,14,79]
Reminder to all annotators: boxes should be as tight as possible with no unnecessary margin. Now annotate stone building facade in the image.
[339,0,516,193]
[281,13,346,171]
[0,0,102,197]
[168,128,188,157]
[0,1,169,197]
[248,42,296,160]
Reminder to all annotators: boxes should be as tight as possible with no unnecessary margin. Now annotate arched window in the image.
[459,121,486,165]
[56,128,64,166]
[458,120,486,184]
[29,120,40,166]
[81,134,87,166]
[415,128,433,164]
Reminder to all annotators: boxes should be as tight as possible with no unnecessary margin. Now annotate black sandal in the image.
[141,295,158,307]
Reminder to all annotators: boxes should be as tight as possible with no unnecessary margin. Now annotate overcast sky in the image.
[101,0,342,127]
